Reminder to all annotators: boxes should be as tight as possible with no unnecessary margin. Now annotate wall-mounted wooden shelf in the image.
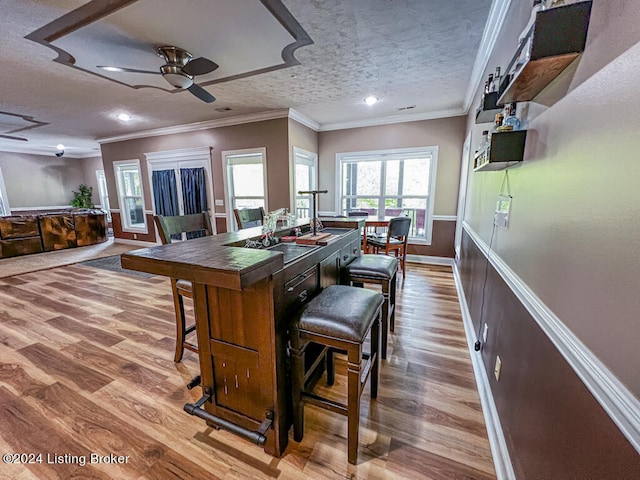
[474,130,527,172]
[475,92,502,124]
[498,1,592,105]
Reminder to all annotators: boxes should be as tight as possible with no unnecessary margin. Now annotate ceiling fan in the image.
[98,46,218,103]
[0,134,27,142]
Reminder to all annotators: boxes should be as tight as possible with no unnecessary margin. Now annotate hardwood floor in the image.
[0,262,495,479]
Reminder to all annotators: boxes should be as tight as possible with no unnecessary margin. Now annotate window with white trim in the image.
[113,160,147,232]
[0,167,10,216]
[222,148,268,229]
[96,170,111,222]
[337,147,438,243]
[292,147,317,219]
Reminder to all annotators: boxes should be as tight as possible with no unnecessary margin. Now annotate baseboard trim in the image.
[462,222,640,454]
[453,264,516,480]
[406,254,453,266]
[114,238,159,247]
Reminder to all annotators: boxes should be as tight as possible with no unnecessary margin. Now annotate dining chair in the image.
[365,216,411,277]
[153,212,214,362]
[233,207,265,229]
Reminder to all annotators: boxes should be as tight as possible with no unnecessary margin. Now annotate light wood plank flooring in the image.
[0,262,495,479]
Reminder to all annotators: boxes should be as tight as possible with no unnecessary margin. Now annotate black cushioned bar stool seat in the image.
[342,255,398,360]
[290,285,383,465]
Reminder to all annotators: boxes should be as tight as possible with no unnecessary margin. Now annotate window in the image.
[337,146,438,243]
[0,167,10,216]
[222,148,267,230]
[96,170,111,222]
[292,147,317,218]
[113,160,147,233]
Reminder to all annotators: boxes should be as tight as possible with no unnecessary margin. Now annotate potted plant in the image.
[71,184,94,208]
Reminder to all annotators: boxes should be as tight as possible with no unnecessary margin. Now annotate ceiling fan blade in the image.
[97,66,159,74]
[183,57,218,76]
[187,83,216,103]
[0,134,28,142]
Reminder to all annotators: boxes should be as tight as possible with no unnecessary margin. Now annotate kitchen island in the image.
[121,217,363,457]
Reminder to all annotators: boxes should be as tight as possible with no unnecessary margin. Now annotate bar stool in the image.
[342,255,398,360]
[289,285,383,465]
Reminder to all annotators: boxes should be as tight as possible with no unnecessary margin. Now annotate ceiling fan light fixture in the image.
[116,113,131,121]
[163,72,194,89]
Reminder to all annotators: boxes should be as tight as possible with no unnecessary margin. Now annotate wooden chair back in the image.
[154,212,213,244]
[233,207,265,229]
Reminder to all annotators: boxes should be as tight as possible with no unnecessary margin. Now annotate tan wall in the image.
[0,152,95,209]
[317,116,467,215]
[100,118,290,239]
[463,1,640,396]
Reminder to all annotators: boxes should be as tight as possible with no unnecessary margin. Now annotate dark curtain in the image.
[180,167,208,239]
[152,170,179,216]
[152,169,180,241]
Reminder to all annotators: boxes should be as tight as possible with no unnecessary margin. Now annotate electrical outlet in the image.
[133,234,138,240]
[494,355,502,381]
[483,323,489,343]
[215,199,224,206]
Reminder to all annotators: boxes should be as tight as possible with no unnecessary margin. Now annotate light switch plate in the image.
[494,355,502,381]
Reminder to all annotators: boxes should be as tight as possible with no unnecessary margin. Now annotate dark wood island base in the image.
[121,218,363,457]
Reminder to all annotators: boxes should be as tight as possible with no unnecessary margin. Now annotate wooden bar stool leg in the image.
[347,343,362,465]
[290,339,306,442]
[380,278,390,360]
[371,313,380,399]
[172,285,186,363]
[390,271,397,332]
[326,348,335,386]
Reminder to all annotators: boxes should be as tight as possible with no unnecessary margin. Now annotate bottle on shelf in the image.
[479,130,489,150]
[486,74,494,93]
[493,67,501,93]
[490,113,504,137]
[502,103,521,131]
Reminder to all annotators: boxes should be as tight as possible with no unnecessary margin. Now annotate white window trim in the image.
[221,147,268,230]
[95,169,111,222]
[335,146,438,244]
[0,167,11,216]
[113,159,148,234]
[291,146,318,218]
[145,147,216,233]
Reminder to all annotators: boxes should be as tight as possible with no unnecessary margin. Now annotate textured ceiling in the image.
[0,0,493,157]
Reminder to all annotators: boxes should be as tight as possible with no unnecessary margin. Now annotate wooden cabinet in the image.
[498,1,593,105]
[474,130,527,172]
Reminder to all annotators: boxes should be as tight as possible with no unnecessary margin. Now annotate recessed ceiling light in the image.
[116,113,131,121]
[98,66,125,72]
[364,96,379,106]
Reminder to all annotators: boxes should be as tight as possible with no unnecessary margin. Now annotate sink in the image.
[266,243,318,264]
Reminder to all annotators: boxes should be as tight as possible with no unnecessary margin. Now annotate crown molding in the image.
[98,109,292,144]
[462,0,513,113]
[318,107,465,132]
[288,109,320,131]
